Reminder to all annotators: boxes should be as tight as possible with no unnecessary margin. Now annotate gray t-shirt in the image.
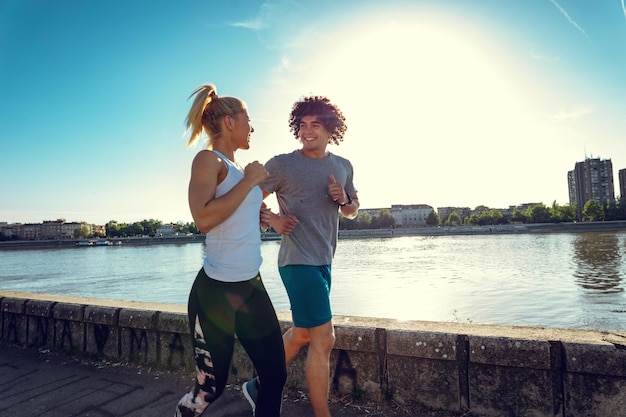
[262,150,357,267]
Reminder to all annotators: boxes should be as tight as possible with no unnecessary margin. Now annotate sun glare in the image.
[261,8,561,209]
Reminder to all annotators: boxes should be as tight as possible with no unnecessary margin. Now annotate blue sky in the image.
[1,0,625,225]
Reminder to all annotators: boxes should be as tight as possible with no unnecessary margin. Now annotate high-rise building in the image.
[619,168,626,200]
[567,157,614,220]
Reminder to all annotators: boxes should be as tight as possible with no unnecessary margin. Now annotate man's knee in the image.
[286,326,311,347]
[309,324,335,353]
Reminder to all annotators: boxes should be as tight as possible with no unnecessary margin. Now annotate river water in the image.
[1,232,625,332]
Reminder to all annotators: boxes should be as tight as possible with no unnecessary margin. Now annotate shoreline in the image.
[1,220,626,250]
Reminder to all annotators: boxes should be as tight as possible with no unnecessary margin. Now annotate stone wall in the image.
[1,291,625,416]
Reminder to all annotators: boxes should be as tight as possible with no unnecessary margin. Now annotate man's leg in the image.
[282,325,310,364]
[304,320,335,417]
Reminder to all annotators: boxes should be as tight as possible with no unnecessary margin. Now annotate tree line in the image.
[68,197,626,239]
[339,198,626,230]
[102,220,199,238]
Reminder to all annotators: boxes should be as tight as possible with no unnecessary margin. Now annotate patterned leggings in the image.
[175,268,286,417]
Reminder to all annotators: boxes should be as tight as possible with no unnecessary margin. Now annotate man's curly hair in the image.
[288,96,347,145]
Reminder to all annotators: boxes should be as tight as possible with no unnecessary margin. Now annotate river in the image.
[1,232,625,332]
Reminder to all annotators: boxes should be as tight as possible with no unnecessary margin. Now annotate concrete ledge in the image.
[1,290,625,417]
[1,297,27,344]
[564,341,626,376]
[84,305,120,358]
[470,336,551,369]
[53,302,85,352]
[25,299,54,347]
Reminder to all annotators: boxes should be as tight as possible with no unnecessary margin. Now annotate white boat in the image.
[92,240,112,247]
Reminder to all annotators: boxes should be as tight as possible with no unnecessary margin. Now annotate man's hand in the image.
[328,174,348,205]
[271,213,299,235]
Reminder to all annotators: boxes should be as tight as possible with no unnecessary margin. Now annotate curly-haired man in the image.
[243,96,359,417]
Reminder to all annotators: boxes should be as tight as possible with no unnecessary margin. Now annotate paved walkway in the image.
[0,342,431,417]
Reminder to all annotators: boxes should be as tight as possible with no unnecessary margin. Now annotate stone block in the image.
[157,312,193,371]
[564,341,626,376]
[387,353,460,412]
[470,336,551,369]
[564,372,626,417]
[1,297,27,344]
[53,302,85,353]
[334,325,378,352]
[331,349,383,402]
[563,341,626,417]
[468,363,554,417]
[385,330,459,412]
[467,337,554,417]
[119,308,158,365]
[84,305,120,359]
[387,329,458,361]
[159,331,194,372]
[25,299,54,347]
[156,311,189,334]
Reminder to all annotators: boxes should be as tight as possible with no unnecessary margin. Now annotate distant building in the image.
[1,220,93,240]
[619,168,626,200]
[0,222,19,239]
[17,223,41,240]
[568,157,615,220]
[40,219,90,239]
[156,224,175,236]
[358,208,386,218]
[391,204,433,228]
[40,219,65,239]
[92,224,106,236]
[437,207,471,224]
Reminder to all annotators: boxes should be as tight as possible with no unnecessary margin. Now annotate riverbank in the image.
[339,220,626,239]
[1,220,625,250]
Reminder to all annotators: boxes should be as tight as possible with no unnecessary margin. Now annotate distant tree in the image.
[355,212,372,229]
[493,209,508,224]
[127,222,144,236]
[340,211,368,230]
[604,198,626,221]
[511,207,527,223]
[473,205,490,216]
[106,221,121,237]
[140,219,163,236]
[180,222,199,234]
[527,203,551,223]
[583,200,604,222]
[376,209,395,228]
[73,224,90,239]
[446,211,461,226]
[549,201,577,223]
[477,209,504,225]
[426,210,439,226]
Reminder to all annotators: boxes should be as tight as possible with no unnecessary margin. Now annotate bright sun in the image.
[261,7,559,210]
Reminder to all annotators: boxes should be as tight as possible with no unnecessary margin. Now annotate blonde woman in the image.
[175,84,286,417]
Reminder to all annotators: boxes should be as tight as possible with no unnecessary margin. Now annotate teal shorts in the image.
[279,265,332,328]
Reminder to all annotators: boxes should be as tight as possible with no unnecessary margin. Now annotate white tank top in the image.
[203,151,263,282]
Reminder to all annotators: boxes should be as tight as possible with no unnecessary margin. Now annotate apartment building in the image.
[619,168,626,200]
[568,157,615,220]
[390,204,433,227]
[437,207,471,224]
[1,220,92,240]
